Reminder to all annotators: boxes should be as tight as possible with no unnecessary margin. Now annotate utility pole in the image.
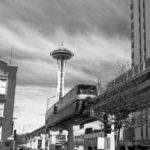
[13,129,17,150]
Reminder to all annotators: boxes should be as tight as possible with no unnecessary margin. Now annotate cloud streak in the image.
[0,0,130,38]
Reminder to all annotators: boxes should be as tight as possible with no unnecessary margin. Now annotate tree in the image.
[86,62,150,150]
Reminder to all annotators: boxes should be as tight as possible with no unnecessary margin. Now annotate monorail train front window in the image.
[78,85,97,95]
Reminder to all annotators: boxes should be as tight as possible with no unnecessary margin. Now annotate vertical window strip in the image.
[130,0,133,9]
[130,0,134,67]
[142,0,146,60]
[131,51,134,67]
[141,110,143,140]
[138,0,142,63]
[145,108,148,139]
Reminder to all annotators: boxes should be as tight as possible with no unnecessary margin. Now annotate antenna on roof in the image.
[10,47,13,65]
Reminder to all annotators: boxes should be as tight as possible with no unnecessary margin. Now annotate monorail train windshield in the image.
[77,85,97,95]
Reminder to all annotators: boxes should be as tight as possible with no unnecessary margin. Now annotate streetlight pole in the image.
[22,124,31,148]
[12,117,17,150]
[46,95,57,150]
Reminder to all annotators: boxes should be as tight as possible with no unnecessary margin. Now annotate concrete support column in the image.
[67,125,74,150]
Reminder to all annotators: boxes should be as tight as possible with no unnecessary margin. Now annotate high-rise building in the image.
[129,1,150,150]
[130,0,150,67]
[0,60,17,150]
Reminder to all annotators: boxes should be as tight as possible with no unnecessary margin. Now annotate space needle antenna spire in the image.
[50,44,74,101]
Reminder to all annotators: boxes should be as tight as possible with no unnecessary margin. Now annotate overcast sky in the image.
[0,0,131,133]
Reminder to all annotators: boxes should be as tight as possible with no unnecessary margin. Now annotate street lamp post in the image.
[22,124,31,148]
[46,96,57,150]
[12,117,17,150]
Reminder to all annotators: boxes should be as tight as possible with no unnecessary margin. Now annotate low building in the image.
[84,128,115,150]
[27,125,67,150]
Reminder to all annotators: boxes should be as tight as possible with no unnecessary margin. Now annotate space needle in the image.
[50,43,74,101]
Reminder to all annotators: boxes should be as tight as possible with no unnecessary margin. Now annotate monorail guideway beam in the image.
[45,59,150,149]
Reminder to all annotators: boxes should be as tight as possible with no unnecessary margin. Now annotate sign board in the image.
[5,141,11,146]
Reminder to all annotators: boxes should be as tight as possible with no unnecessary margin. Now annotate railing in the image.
[108,57,150,88]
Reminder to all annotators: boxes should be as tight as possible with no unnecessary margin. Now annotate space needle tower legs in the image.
[50,44,74,149]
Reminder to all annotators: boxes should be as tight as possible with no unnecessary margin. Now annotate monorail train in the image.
[45,84,97,126]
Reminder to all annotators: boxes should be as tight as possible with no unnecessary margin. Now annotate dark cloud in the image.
[0,0,130,38]
[0,0,131,90]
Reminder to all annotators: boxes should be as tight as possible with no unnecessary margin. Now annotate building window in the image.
[142,0,145,10]
[0,103,4,117]
[131,41,134,49]
[131,12,134,20]
[0,79,7,95]
[131,22,134,29]
[0,126,2,141]
[130,0,133,10]
[131,32,134,40]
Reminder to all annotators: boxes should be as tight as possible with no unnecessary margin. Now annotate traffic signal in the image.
[14,129,17,140]
[103,114,111,136]
[104,124,111,134]
[103,114,108,123]
[53,105,57,114]
[5,141,11,146]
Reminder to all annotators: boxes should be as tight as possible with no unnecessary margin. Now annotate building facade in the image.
[74,134,84,150]
[0,60,17,150]
[134,108,150,149]
[130,0,150,67]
